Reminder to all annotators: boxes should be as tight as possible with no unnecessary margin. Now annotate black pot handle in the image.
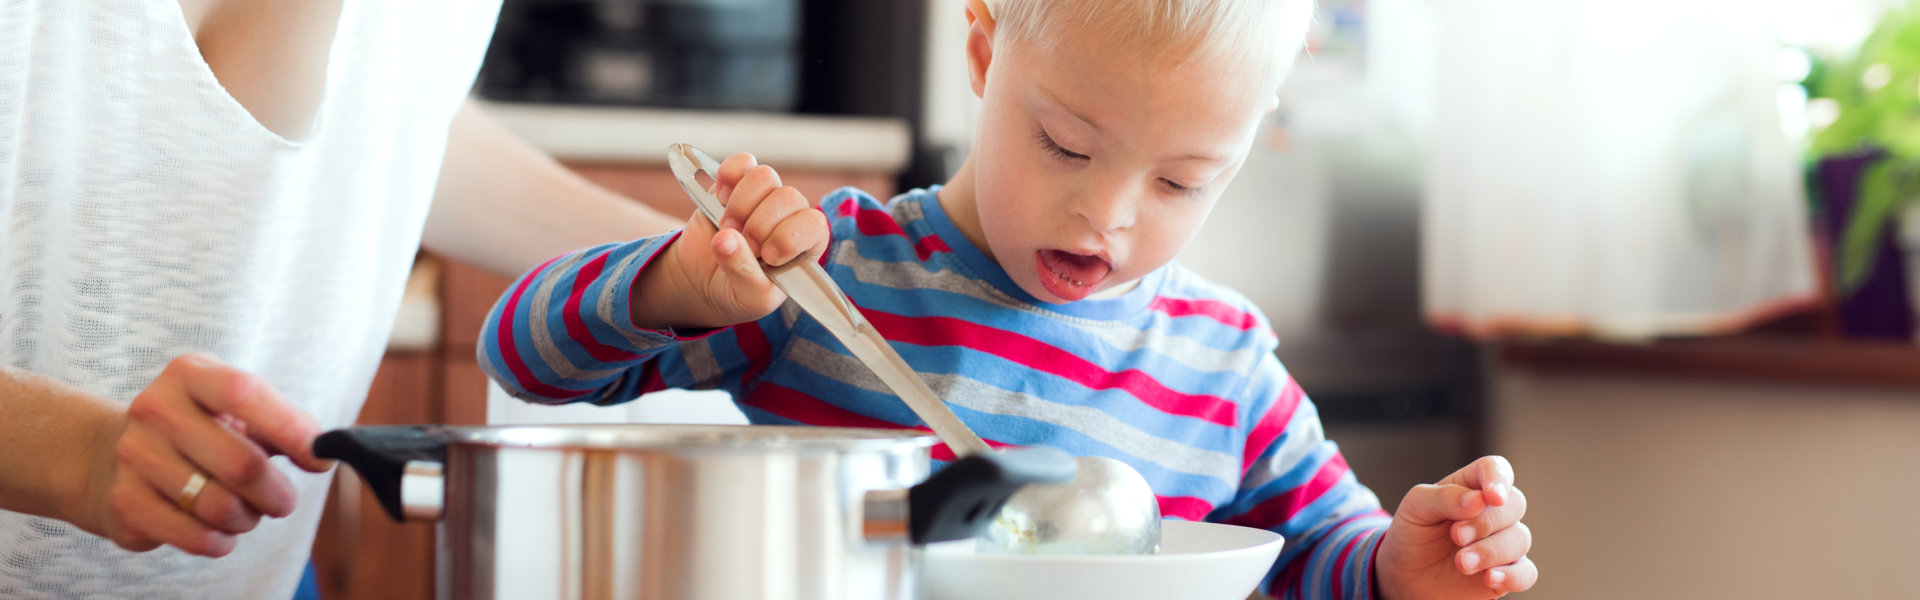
[907,447,1077,544]
[313,425,447,522]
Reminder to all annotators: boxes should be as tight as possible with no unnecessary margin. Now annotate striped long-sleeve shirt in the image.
[479,186,1392,599]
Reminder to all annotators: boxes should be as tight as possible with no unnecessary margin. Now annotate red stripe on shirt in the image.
[1268,510,1387,597]
[745,382,902,429]
[1330,528,1366,598]
[1243,377,1305,477]
[1157,495,1216,521]
[856,206,910,238]
[849,206,952,260]
[1224,453,1351,530]
[496,256,595,400]
[812,205,836,266]
[1274,551,1311,598]
[913,235,953,260]
[734,319,772,389]
[635,362,668,395]
[1149,296,1258,331]
[861,308,1239,427]
[928,438,1016,462]
[562,252,641,363]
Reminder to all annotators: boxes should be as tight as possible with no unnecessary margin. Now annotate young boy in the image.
[480,0,1536,597]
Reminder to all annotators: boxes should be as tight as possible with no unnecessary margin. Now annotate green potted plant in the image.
[1808,3,1920,338]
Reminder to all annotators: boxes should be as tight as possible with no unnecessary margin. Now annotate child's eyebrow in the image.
[1040,85,1106,134]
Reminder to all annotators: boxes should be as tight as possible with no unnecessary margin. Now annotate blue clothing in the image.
[480,187,1391,598]
[292,560,319,600]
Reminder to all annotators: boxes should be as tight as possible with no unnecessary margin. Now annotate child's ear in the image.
[964,0,997,98]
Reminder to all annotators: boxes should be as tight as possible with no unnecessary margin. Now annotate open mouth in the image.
[1035,249,1113,302]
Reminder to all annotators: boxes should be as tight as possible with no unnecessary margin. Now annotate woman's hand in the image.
[630,152,830,331]
[87,354,332,557]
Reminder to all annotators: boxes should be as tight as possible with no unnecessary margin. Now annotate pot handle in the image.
[313,425,448,522]
[907,447,1077,544]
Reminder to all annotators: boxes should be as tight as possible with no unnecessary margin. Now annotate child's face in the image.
[960,22,1274,303]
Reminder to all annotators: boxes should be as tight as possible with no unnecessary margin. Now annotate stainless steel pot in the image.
[315,424,1072,600]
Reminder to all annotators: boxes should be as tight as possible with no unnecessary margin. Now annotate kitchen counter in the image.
[478,100,913,172]
[1497,334,1920,389]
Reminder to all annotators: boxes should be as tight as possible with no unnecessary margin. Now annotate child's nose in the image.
[1071,190,1138,234]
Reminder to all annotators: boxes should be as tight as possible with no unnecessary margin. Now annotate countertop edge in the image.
[478,100,914,173]
[1495,335,1920,390]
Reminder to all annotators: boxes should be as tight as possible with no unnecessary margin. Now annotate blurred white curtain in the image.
[1421,0,1818,339]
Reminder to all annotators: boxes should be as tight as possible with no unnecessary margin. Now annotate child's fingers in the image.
[1395,483,1486,527]
[1485,555,1538,593]
[713,229,763,279]
[1455,521,1531,576]
[759,204,831,267]
[743,186,812,261]
[1451,484,1528,546]
[712,152,759,203]
[721,165,784,233]
[1440,455,1516,506]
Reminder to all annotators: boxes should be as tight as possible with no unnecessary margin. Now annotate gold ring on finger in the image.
[175,472,208,512]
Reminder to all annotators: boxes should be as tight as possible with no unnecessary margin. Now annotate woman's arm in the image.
[423,99,683,279]
[0,356,332,557]
[0,365,122,532]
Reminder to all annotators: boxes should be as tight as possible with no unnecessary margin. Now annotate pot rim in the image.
[430,423,940,453]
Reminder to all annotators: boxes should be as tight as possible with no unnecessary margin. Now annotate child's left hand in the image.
[1375,456,1537,599]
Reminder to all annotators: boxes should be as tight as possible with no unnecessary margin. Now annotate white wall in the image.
[1490,366,1920,599]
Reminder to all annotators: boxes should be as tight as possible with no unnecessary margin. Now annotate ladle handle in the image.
[667,144,992,457]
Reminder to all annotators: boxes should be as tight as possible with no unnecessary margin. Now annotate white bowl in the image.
[922,520,1285,600]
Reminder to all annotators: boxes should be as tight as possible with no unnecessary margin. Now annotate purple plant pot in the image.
[1814,150,1916,340]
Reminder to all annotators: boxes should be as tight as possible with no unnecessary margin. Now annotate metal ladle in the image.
[666,144,1161,555]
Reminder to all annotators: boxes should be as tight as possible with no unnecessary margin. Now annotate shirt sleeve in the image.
[476,231,799,406]
[1211,351,1393,600]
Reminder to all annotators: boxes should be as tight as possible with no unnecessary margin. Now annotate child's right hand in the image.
[631,153,829,331]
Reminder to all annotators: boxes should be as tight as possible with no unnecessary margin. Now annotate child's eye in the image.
[1161,178,1204,197]
[1034,128,1089,163]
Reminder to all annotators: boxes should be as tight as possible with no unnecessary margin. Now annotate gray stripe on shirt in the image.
[597,245,669,350]
[680,337,724,386]
[1243,400,1325,490]
[527,253,628,382]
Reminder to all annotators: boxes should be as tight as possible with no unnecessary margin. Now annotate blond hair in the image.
[981,0,1316,91]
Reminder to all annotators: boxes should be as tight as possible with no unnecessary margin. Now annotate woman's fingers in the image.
[103,354,333,557]
[141,355,308,516]
[165,354,328,472]
[130,384,296,519]
[116,419,266,535]
[105,466,236,557]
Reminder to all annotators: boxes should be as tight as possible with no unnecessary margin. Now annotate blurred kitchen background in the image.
[315,0,1920,598]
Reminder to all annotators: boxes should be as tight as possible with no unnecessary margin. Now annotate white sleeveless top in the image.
[0,0,499,597]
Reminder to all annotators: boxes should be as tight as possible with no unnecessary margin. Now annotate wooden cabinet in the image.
[309,163,894,599]
[309,353,437,600]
